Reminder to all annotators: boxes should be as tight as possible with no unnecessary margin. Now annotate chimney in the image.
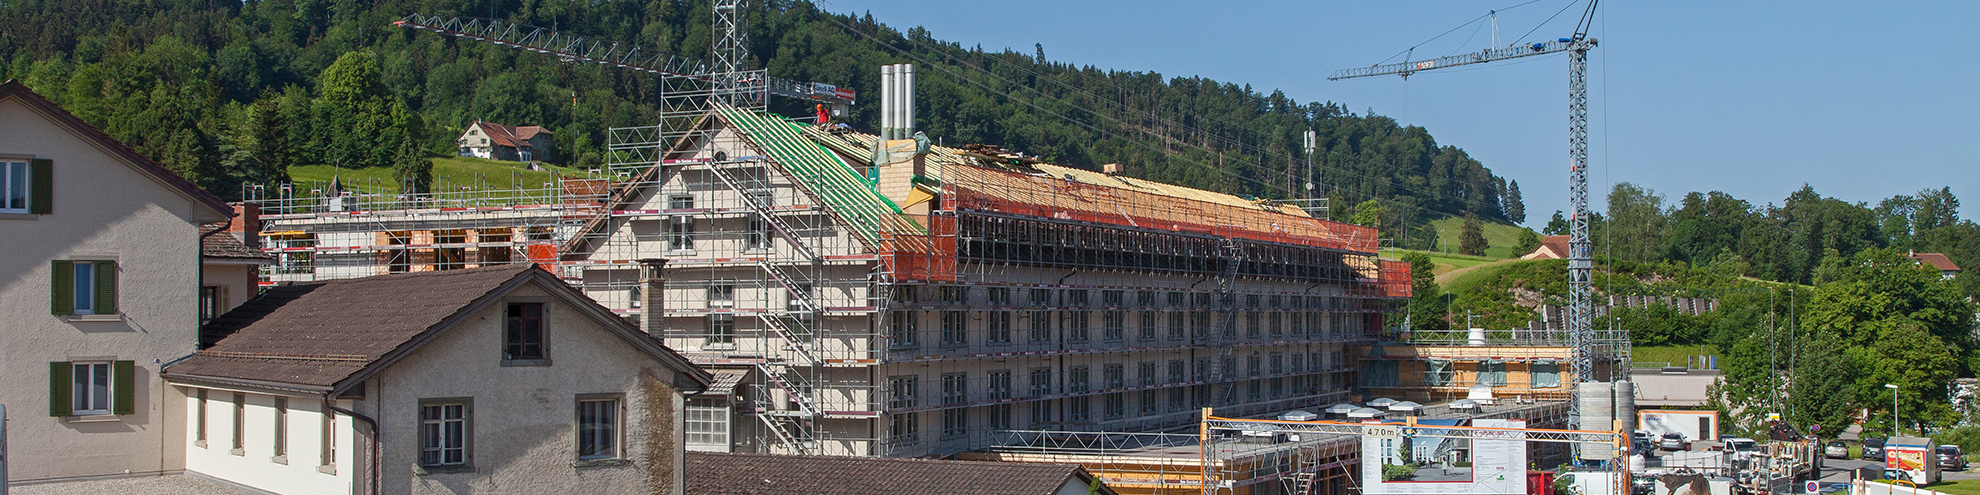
[638,258,668,337]
[1102,163,1121,175]
[231,202,261,248]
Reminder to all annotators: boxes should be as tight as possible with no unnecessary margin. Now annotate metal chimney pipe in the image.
[879,64,895,139]
[903,64,915,137]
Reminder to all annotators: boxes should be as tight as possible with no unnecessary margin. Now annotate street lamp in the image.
[1885,383,1900,438]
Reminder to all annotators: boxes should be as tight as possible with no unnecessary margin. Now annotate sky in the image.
[810,0,1980,228]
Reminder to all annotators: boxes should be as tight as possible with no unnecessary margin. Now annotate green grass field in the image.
[1631,345,1722,369]
[1427,215,1533,259]
[1382,248,1498,276]
[286,157,587,194]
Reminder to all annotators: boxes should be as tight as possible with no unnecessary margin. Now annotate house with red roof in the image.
[456,120,557,163]
[1907,251,1962,280]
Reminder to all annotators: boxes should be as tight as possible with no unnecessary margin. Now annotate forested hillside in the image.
[0,0,1515,225]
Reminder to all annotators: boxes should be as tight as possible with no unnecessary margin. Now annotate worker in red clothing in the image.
[815,104,829,124]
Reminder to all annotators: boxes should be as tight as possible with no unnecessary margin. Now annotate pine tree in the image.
[1504,179,1526,224]
[1459,212,1488,256]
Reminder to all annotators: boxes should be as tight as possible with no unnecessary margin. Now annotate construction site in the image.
[231,3,1660,494]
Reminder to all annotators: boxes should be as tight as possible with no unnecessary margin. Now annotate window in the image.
[274,398,289,458]
[942,373,967,404]
[1139,362,1157,387]
[1270,353,1284,375]
[988,370,1012,401]
[1269,295,1283,308]
[1028,368,1052,397]
[939,285,967,303]
[1247,355,1262,377]
[1140,391,1159,416]
[667,195,696,251]
[888,413,918,446]
[1102,290,1123,307]
[1,159,39,213]
[1102,311,1124,342]
[708,314,735,345]
[1269,312,1282,337]
[1066,397,1090,422]
[889,311,918,347]
[1068,366,1090,393]
[888,375,918,409]
[1065,311,1090,342]
[1137,290,1155,307]
[1168,312,1185,340]
[49,260,116,316]
[1168,388,1186,412]
[706,284,735,307]
[987,287,1011,306]
[48,361,132,417]
[892,286,920,304]
[1288,313,1303,337]
[1291,353,1304,373]
[1248,380,1262,402]
[1245,313,1261,337]
[941,408,967,439]
[1168,360,1186,384]
[744,192,774,252]
[1532,361,1563,388]
[1028,289,1051,306]
[200,286,224,322]
[232,393,247,453]
[1067,290,1088,306]
[786,283,811,312]
[420,400,471,468]
[1138,311,1157,341]
[1027,311,1051,342]
[577,397,621,460]
[1246,295,1262,308]
[686,398,729,449]
[196,389,209,444]
[1167,291,1184,307]
[321,409,337,468]
[1104,393,1125,420]
[987,312,1012,344]
[1104,364,1125,390]
[505,303,546,361]
[988,404,1012,430]
[940,311,966,346]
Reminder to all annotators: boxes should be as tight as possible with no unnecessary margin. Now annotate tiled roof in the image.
[169,264,709,392]
[1523,235,1571,260]
[1909,252,1961,272]
[471,121,552,149]
[200,222,272,261]
[705,369,748,395]
[684,451,1114,495]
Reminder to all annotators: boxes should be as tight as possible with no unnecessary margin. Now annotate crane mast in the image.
[1330,2,1603,430]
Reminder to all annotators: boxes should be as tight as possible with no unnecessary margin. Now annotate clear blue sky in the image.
[811,0,1979,227]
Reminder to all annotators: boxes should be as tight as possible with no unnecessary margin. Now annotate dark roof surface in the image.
[200,222,272,261]
[169,264,709,391]
[684,451,1112,495]
[0,81,232,218]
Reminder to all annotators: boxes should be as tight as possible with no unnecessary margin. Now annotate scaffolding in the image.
[245,102,1418,459]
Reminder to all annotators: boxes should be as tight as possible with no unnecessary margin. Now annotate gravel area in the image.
[8,474,259,495]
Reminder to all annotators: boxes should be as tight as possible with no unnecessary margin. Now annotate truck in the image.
[1884,436,1941,485]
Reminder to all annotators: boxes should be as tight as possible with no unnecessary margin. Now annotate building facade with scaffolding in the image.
[247,102,1411,459]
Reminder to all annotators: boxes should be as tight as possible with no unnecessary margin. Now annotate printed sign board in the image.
[1639,410,1719,442]
[1362,419,1527,495]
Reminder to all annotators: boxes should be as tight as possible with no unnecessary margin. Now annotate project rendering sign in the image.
[1362,419,1528,495]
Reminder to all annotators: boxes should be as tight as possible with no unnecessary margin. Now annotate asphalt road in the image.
[1815,456,1978,483]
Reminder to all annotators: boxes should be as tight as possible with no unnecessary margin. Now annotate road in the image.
[1815,456,1977,484]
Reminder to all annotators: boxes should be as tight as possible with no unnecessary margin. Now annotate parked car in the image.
[1724,437,1760,461]
[1938,445,1967,471]
[1863,438,1886,461]
[1825,441,1851,459]
[1660,433,1690,451]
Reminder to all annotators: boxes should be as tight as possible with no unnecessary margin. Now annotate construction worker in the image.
[815,103,829,124]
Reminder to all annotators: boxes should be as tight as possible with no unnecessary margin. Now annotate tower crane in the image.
[1329,1,1603,427]
[392,13,857,108]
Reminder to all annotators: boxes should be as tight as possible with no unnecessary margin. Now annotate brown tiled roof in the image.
[1523,235,1571,260]
[684,451,1114,495]
[200,222,272,261]
[169,265,709,392]
[1908,252,1961,272]
[0,81,233,220]
[515,125,551,140]
[473,121,523,148]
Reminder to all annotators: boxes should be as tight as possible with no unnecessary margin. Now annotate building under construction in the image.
[248,89,1411,458]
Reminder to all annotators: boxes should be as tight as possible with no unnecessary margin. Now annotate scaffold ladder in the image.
[1213,237,1245,406]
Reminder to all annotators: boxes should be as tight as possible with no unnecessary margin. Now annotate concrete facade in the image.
[0,85,230,482]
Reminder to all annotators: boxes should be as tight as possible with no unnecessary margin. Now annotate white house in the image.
[163,264,711,495]
[456,121,556,163]
[0,80,234,483]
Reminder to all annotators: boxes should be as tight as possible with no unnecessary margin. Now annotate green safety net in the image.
[715,104,919,246]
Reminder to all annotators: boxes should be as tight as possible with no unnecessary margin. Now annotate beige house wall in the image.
[352,283,689,495]
[0,94,226,481]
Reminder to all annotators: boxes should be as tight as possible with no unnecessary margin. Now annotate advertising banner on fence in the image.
[1362,419,1527,495]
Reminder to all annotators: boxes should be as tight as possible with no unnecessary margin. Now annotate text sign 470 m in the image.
[1363,425,1402,439]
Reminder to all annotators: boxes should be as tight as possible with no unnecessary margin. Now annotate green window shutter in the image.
[95,260,118,315]
[113,360,135,415]
[29,158,51,214]
[50,260,73,315]
[49,362,72,417]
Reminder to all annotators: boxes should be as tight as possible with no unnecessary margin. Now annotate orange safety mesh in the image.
[525,243,559,272]
[1378,259,1413,298]
[877,214,957,282]
[942,164,1377,253]
[561,178,610,203]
